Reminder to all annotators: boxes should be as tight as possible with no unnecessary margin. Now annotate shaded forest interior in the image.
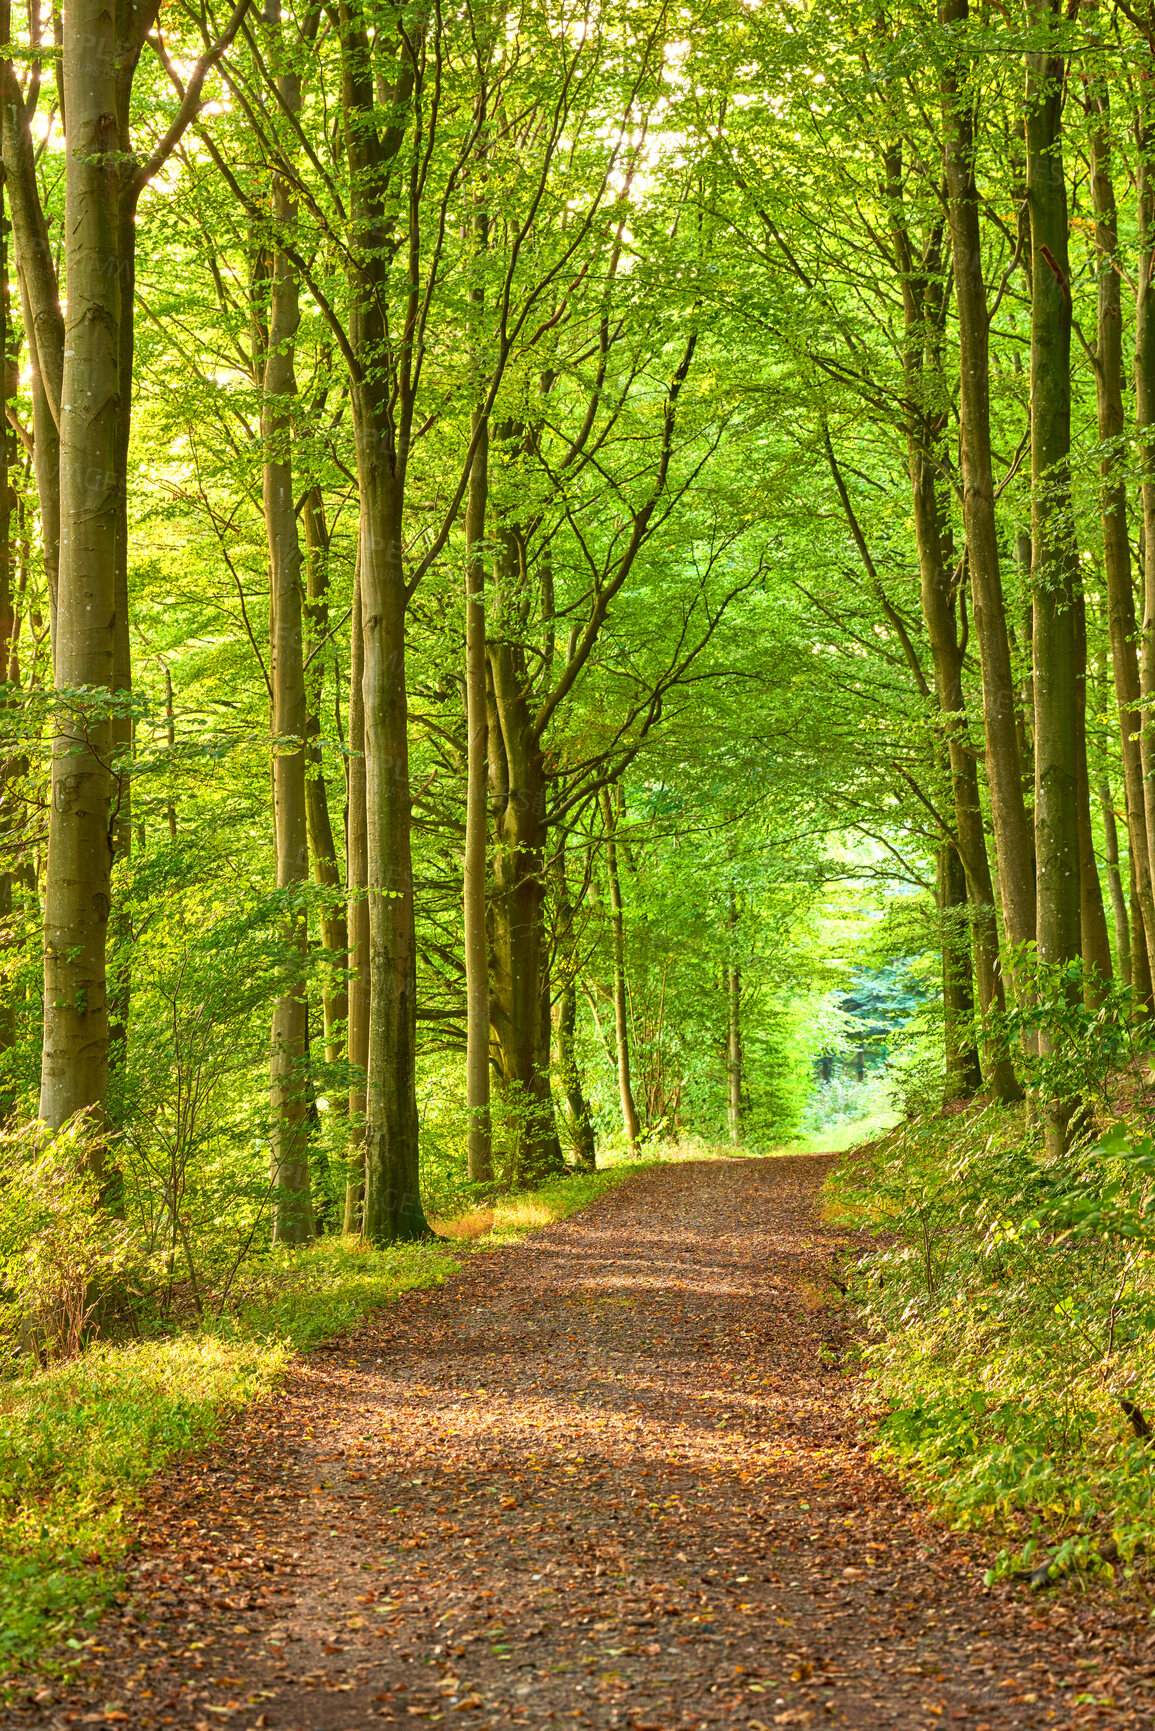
[7,0,1155,1684]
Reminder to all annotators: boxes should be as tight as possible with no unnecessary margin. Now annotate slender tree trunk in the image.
[302,491,349,1076]
[726,889,742,1146]
[0,145,17,1090]
[940,843,983,1103]
[1099,777,1130,985]
[554,838,596,1171]
[2,42,63,657]
[264,28,313,1243]
[357,464,426,1240]
[601,786,640,1151]
[1075,596,1112,1003]
[1132,845,1154,1007]
[105,192,135,1105]
[343,554,369,1233]
[940,0,1037,960]
[1135,62,1155,920]
[464,412,492,1185]
[883,153,1017,1097]
[39,0,125,1132]
[908,436,1019,1100]
[487,640,566,1184]
[1026,0,1082,1151]
[165,666,177,841]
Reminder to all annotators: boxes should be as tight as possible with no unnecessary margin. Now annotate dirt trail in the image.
[11,1155,1155,1730]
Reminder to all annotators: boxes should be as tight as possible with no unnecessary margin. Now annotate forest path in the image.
[16,1154,1155,1730]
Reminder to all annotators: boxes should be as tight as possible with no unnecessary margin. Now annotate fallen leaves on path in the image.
[8,1154,1155,1730]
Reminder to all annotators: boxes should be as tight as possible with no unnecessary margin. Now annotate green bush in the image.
[831,1104,1155,1582]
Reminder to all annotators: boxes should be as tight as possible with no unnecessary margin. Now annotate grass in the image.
[0,1157,646,1680]
[789,1111,899,1156]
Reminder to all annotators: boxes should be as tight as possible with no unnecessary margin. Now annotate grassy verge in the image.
[0,1159,646,1680]
[828,1105,1155,1585]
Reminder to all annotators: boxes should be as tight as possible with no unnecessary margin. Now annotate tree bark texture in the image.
[888,153,1019,1101]
[339,6,427,1242]
[940,0,1037,959]
[0,137,17,1091]
[601,786,641,1152]
[1074,596,1112,1003]
[1099,776,1130,985]
[343,554,369,1233]
[263,56,314,1244]
[726,970,742,1144]
[487,628,566,1184]
[302,491,349,1075]
[939,842,983,1103]
[553,838,596,1172]
[1135,62,1155,926]
[39,0,126,1130]
[1026,11,1082,978]
[464,412,492,1185]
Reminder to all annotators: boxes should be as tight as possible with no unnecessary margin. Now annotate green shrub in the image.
[831,1104,1155,1581]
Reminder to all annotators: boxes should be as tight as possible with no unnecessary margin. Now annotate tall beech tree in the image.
[261,0,313,1242]
[1025,0,1083,1053]
[1,0,248,1132]
[939,0,1037,966]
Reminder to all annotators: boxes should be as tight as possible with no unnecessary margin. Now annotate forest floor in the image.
[7,1152,1155,1731]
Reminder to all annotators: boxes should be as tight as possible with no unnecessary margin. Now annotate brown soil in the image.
[8,1154,1155,1730]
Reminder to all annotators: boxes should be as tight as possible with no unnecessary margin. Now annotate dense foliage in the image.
[6,0,1155,1648]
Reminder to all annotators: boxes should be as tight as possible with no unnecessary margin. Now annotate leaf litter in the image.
[7,1153,1155,1730]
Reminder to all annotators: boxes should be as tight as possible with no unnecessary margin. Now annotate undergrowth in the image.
[0,1159,644,1680]
[830,1098,1155,1584]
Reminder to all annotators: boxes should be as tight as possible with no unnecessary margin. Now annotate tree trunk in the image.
[1026,0,1082,1150]
[885,155,1019,1100]
[0,149,17,1092]
[343,553,369,1234]
[337,3,427,1242]
[1132,844,1154,1008]
[939,843,983,1103]
[357,465,426,1240]
[264,57,313,1244]
[105,190,135,1106]
[726,975,742,1146]
[1099,776,1130,986]
[2,45,63,656]
[487,636,566,1185]
[908,432,1019,1100]
[1075,596,1112,1004]
[39,0,125,1132]
[601,786,640,1151]
[302,490,349,1076]
[554,838,596,1171]
[940,0,1037,960]
[1135,66,1155,929]
[726,888,742,1144]
[464,412,493,1185]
